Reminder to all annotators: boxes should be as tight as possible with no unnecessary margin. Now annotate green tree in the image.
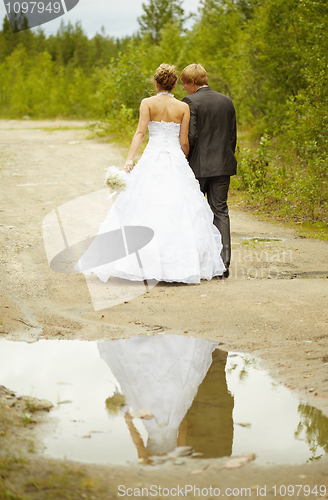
[182,0,244,95]
[90,27,118,67]
[284,0,328,159]
[46,21,91,70]
[138,0,185,44]
[96,38,153,119]
[0,15,37,61]
[153,21,184,68]
[234,0,260,20]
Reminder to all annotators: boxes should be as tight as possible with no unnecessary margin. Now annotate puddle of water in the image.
[0,336,327,466]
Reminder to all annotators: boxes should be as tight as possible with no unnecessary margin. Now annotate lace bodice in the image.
[147,121,181,151]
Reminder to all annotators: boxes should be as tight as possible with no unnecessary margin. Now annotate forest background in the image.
[0,0,327,236]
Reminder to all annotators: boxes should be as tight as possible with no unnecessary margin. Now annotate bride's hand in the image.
[124,159,133,173]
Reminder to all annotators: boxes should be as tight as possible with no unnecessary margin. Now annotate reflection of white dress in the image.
[98,335,216,456]
[77,121,225,283]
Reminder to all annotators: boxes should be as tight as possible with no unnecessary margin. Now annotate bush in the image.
[235,134,271,193]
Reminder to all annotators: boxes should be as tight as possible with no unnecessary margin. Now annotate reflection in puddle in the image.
[99,338,235,463]
[180,349,234,459]
[0,336,327,466]
[295,405,328,461]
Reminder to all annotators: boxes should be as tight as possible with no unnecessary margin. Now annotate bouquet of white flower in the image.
[105,166,128,192]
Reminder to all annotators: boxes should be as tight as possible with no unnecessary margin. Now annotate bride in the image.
[76,64,225,283]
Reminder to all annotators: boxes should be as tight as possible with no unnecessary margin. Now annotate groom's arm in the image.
[182,96,198,149]
[229,101,237,154]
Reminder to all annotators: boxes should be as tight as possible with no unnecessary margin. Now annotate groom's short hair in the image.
[180,64,208,86]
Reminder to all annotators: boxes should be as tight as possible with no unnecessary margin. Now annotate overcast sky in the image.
[0,0,202,38]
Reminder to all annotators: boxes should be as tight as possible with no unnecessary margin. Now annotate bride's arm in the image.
[180,103,190,158]
[124,100,150,172]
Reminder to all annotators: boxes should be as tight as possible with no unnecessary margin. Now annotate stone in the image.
[23,396,53,411]
[168,446,193,458]
[224,453,256,469]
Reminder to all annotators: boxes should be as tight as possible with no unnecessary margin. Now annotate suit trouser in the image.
[198,175,231,267]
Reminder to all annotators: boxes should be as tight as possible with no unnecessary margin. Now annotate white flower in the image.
[105,166,127,191]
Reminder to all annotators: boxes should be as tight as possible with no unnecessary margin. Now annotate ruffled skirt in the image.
[75,143,225,283]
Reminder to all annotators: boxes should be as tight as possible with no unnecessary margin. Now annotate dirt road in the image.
[1,120,328,498]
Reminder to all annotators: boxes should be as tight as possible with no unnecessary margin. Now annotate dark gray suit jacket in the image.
[183,87,237,178]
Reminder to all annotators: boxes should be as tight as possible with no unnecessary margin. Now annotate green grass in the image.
[230,191,328,240]
[230,189,328,240]
[38,126,89,132]
[0,459,110,500]
[19,414,36,427]
[0,404,113,500]
[231,131,328,241]
[23,467,105,500]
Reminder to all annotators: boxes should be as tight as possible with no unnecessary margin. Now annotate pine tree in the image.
[138,0,185,44]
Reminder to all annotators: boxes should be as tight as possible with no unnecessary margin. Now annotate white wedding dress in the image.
[98,335,217,456]
[76,120,225,283]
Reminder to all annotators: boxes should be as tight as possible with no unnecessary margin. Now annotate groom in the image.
[181,64,237,278]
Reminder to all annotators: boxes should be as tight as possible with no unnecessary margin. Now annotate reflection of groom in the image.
[181,64,237,277]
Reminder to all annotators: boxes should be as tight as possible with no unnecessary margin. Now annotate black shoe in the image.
[223,267,230,279]
[217,266,229,279]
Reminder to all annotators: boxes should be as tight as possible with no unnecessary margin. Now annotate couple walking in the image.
[78,63,237,283]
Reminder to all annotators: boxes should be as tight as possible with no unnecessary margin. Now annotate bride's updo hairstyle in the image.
[154,64,178,92]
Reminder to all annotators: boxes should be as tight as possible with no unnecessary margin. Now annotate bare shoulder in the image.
[142,95,160,110]
[176,100,190,111]
[181,101,190,110]
[139,98,153,115]
[140,97,152,106]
